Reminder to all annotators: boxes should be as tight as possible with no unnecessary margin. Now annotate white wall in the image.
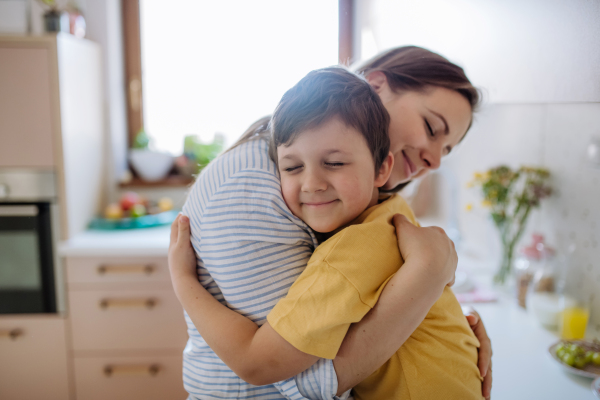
[356,0,600,329]
[356,0,600,103]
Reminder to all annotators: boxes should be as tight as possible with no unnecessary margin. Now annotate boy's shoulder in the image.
[359,194,418,226]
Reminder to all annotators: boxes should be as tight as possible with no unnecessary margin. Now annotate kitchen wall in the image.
[355,0,600,331]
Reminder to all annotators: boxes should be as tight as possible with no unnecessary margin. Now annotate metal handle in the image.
[0,205,38,217]
[99,298,157,310]
[0,328,24,340]
[97,264,155,275]
[103,364,160,377]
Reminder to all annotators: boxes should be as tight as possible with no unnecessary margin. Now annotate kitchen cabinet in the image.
[0,34,104,240]
[0,316,71,400]
[64,253,188,400]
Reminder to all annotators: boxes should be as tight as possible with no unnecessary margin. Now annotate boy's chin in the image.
[308,221,341,234]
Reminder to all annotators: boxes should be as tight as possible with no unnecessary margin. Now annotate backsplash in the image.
[443,102,600,333]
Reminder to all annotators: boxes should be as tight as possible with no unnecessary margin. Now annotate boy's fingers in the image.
[170,214,181,246]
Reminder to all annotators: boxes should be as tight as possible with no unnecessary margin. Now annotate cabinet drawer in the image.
[69,287,188,351]
[73,354,187,400]
[66,257,171,285]
[0,316,70,400]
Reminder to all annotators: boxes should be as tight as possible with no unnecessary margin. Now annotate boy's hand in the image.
[392,214,457,287]
[168,214,198,283]
[464,307,493,399]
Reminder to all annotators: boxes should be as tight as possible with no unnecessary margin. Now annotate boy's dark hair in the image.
[270,67,390,172]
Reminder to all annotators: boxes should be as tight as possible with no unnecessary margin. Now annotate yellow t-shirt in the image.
[267,194,482,400]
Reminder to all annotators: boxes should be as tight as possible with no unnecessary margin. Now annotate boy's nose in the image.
[301,171,327,193]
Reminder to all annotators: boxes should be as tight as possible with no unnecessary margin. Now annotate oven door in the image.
[0,203,56,313]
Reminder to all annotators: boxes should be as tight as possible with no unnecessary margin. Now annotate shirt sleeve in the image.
[274,358,353,400]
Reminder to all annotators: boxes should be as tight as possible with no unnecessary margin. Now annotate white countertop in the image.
[465,285,597,400]
[58,226,171,257]
[59,228,597,398]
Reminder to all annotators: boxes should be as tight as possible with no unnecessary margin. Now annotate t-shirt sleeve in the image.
[268,222,400,359]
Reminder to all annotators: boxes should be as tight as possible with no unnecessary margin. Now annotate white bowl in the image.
[128,149,174,182]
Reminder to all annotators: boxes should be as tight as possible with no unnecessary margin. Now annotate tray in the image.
[89,210,178,230]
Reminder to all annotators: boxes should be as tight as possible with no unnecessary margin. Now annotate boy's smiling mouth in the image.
[302,200,338,207]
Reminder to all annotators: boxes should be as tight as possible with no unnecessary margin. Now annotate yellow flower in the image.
[466,181,475,188]
[465,203,473,212]
[481,200,492,208]
[473,172,483,180]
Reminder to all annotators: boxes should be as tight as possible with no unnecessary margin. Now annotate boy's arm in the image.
[169,214,318,386]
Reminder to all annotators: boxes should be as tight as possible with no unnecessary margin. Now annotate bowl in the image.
[128,149,174,182]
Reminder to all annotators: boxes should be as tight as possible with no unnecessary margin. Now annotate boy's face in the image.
[277,117,389,233]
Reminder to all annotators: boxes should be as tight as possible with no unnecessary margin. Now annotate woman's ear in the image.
[365,71,388,93]
[374,152,394,188]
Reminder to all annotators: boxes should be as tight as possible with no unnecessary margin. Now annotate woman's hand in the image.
[168,214,198,287]
[464,307,493,400]
[392,214,457,287]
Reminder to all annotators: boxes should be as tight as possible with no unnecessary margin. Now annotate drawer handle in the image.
[0,328,24,340]
[97,264,155,275]
[103,364,160,377]
[99,298,157,310]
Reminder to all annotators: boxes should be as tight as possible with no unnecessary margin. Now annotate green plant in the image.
[132,129,150,150]
[469,165,552,284]
[183,133,225,173]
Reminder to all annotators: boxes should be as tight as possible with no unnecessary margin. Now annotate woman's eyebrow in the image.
[427,109,449,135]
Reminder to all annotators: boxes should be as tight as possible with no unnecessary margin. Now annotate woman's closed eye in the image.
[325,162,345,168]
[425,119,435,137]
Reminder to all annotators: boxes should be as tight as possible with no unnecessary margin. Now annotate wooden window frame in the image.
[121,0,354,177]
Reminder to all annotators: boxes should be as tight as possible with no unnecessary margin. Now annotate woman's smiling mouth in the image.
[402,151,416,176]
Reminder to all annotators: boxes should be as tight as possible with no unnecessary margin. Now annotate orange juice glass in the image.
[559,306,589,340]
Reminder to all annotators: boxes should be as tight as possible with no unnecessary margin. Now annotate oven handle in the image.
[0,205,38,217]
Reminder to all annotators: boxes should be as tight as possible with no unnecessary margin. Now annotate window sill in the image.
[119,175,194,188]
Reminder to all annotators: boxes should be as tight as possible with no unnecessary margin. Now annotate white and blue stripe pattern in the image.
[181,137,349,400]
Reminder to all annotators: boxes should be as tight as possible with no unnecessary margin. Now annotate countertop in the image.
[58,226,171,257]
[59,228,598,398]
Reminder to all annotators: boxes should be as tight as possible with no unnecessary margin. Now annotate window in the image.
[123,0,353,159]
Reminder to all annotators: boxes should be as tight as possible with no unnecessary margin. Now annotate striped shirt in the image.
[181,136,349,400]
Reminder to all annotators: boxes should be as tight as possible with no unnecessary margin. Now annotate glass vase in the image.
[494,240,515,285]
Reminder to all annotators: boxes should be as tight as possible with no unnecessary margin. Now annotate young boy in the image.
[172,67,482,399]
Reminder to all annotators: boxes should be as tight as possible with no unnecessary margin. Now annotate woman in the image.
[169,46,492,400]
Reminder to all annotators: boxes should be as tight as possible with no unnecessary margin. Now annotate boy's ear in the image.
[374,152,394,188]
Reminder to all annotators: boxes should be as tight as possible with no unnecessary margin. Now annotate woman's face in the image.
[367,72,473,190]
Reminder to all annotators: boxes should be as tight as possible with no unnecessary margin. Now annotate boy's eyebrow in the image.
[428,108,449,135]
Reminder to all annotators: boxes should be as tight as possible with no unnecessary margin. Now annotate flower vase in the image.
[494,239,516,285]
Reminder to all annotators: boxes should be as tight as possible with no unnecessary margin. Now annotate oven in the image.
[0,170,62,314]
